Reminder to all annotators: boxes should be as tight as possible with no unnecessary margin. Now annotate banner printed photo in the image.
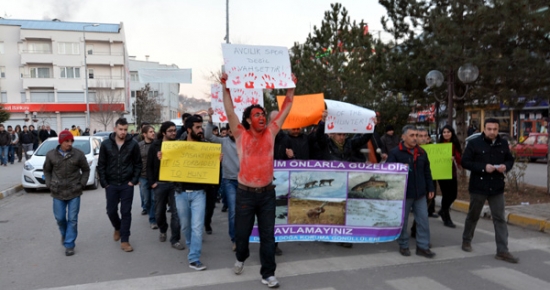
[222,43,295,89]
[249,160,409,243]
[324,99,377,133]
[210,84,264,123]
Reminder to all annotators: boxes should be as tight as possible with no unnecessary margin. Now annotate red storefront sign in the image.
[2,103,126,113]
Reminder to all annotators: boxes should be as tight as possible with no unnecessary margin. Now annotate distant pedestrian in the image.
[82,128,90,136]
[29,124,39,149]
[461,118,518,263]
[43,130,90,256]
[0,124,10,166]
[14,125,23,162]
[381,125,400,155]
[8,126,18,165]
[437,125,462,228]
[20,125,35,160]
[97,118,142,252]
[387,125,436,259]
[70,125,80,137]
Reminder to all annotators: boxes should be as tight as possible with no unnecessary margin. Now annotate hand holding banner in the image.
[222,43,294,89]
[159,141,221,184]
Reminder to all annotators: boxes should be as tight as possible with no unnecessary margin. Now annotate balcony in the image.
[22,77,55,89]
[22,77,83,90]
[86,52,124,66]
[88,76,125,88]
[20,51,54,64]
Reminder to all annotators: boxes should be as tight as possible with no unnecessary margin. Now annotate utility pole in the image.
[225,0,230,44]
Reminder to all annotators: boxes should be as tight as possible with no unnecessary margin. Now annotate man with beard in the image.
[173,116,213,270]
[222,72,296,288]
[206,107,240,252]
[97,118,142,252]
[147,121,185,251]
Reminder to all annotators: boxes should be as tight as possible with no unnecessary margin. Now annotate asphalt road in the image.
[1,186,550,290]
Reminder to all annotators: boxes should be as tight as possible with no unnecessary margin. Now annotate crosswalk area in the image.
[38,236,550,290]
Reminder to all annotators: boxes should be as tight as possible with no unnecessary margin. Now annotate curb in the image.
[0,184,23,200]
[451,199,550,233]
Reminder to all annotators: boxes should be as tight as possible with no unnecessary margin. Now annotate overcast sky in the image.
[1,0,390,100]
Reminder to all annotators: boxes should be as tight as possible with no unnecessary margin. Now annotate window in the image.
[88,69,94,79]
[30,67,50,78]
[131,91,136,98]
[0,42,4,54]
[60,67,81,79]
[28,42,51,54]
[86,45,94,55]
[130,72,139,81]
[58,42,80,55]
[0,66,5,78]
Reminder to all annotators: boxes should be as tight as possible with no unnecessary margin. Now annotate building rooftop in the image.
[0,18,120,33]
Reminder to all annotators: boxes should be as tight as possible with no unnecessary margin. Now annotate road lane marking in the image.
[386,277,453,290]
[472,267,550,289]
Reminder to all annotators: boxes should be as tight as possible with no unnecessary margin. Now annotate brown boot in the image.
[121,242,133,252]
[462,241,473,252]
[113,230,121,241]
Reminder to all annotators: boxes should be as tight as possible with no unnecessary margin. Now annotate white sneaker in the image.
[261,276,280,288]
[233,260,244,275]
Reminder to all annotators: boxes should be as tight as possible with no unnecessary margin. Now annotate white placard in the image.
[222,43,294,89]
[138,69,192,83]
[324,99,377,133]
[210,84,264,123]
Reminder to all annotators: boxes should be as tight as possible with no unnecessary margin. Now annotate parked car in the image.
[510,133,548,162]
[21,136,101,192]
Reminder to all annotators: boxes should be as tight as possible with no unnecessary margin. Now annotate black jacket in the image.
[287,133,313,160]
[274,131,292,160]
[97,133,142,187]
[316,121,372,161]
[387,142,435,199]
[146,139,163,186]
[20,131,34,144]
[462,133,514,195]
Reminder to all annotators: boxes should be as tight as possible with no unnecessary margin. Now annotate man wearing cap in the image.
[381,125,400,155]
[97,118,142,252]
[43,131,90,256]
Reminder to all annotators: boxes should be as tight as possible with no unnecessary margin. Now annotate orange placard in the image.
[276,93,325,129]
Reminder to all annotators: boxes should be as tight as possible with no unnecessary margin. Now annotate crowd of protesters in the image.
[6,75,517,288]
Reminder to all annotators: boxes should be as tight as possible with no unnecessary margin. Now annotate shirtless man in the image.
[222,72,296,288]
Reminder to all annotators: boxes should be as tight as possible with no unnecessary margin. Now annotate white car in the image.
[21,136,102,192]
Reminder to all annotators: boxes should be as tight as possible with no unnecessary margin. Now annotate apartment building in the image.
[127,57,180,125]
[0,19,127,132]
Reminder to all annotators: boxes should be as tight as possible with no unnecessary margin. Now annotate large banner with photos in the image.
[250,161,409,243]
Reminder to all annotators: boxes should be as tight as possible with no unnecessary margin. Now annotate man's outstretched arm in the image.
[221,73,241,133]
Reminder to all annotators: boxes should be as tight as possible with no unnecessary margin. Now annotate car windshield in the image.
[538,136,548,144]
[35,140,91,156]
[522,136,536,145]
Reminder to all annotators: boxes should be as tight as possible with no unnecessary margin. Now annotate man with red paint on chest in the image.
[222,72,296,288]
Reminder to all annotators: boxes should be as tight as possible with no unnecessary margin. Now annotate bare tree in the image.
[92,82,124,131]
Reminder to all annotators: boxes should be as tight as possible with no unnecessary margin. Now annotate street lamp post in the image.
[83,24,99,130]
[425,63,479,129]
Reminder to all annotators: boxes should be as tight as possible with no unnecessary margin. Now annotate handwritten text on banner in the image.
[324,99,377,133]
[420,143,452,180]
[222,43,295,89]
[159,141,221,184]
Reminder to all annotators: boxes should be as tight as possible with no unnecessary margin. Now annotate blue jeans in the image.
[0,145,8,165]
[53,197,81,249]
[139,177,156,224]
[235,187,276,279]
[105,184,134,243]
[8,145,15,163]
[221,179,237,242]
[398,196,430,250]
[175,190,206,263]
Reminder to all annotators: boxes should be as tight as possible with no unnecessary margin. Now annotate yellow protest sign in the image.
[276,93,325,129]
[159,141,221,184]
[420,143,452,180]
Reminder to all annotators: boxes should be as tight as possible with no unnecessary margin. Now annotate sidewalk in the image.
[0,161,25,199]
[1,160,549,233]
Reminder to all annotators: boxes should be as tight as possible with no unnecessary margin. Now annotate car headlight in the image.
[24,162,34,171]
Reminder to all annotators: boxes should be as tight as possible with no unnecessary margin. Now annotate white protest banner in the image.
[324,99,377,133]
[210,84,264,123]
[222,43,295,89]
[138,68,192,83]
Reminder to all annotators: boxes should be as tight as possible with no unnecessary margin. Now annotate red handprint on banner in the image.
[214,108,228,122]
[261,74,275,89]
[244,72,257,89]
[211,92,219,99]
[232,76,241,85]
[327,122,335,130]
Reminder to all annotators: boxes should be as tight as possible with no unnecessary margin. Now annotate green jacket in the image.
[44,146,90,200]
